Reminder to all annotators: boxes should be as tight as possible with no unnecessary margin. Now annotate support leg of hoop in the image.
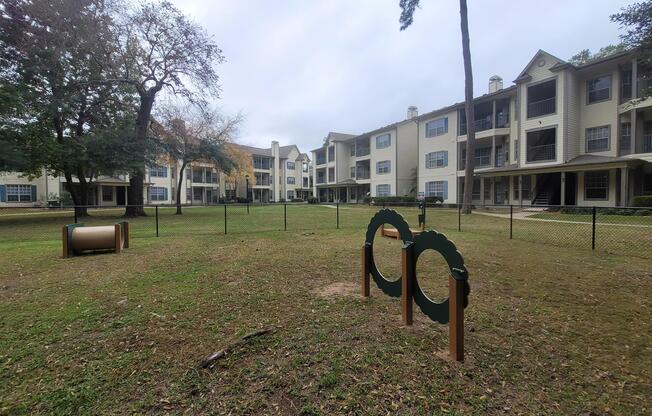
[361,243,370,297]
[449,275,464,361]
[401,242,414,326]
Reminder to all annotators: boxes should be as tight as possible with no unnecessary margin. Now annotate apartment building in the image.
[418,49,652,207]
[311,113,419,202]
[0,140,313,206]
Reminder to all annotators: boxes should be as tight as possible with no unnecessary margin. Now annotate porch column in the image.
[560,172,566,206]
[479,178,485,205]
[98,185,103,207]
[518,175,523,207]
[125,185,128,206]
[620,167,629,207]
[491,136,496,167]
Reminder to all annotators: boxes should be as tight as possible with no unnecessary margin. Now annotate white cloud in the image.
[169,0,632,151]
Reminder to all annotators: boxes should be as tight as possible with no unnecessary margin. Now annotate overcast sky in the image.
[170,0,633,152]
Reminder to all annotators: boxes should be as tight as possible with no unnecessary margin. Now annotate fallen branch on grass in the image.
[199,327,276,369]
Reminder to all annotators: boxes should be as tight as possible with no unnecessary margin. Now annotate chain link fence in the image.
[0,202,650,258]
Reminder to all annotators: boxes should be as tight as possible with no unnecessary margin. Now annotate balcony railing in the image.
[356,169,370,180]
[527,97,556,118]
[316,157,326,165]
[526,143,556,162]
[495,113,509,128]
[459,157,492,171]
[355,147,370,157]
[316,177,325,184]
[459,118,493,135]
[645,134,652,153]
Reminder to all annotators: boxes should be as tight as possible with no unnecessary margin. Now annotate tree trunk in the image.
[64,172,89,218]
[460,0,476,215]
[125,93,155,217]
[176,162,187,215]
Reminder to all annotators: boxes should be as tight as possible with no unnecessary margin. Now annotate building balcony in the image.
[527,97,556,118]
[645,134,652,153]
[526,143,556,162]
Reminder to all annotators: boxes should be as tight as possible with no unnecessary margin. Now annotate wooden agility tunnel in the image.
[62,221,129,258]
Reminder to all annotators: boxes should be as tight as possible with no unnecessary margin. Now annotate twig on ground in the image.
[199,326,276,369]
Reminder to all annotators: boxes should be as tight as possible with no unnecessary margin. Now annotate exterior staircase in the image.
[532,191,551,206]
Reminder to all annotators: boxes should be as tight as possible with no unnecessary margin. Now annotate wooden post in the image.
[361,243,370,297]
[62,225,69,258]
[401,242,414,326]
[114,224,122,253]
[449,276,464,361]
[122,222,130,248]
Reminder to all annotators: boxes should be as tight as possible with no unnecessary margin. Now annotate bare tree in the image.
[156,105,242,214]
[106,1,225,216]
[399,0,476,213]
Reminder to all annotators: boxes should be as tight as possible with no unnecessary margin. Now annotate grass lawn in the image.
[1,205,651,414]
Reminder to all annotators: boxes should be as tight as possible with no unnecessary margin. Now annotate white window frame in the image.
[287,161,295,170]
[150,164,168,178]
[587,74,612,104]
[584,170,609,200]
[425,181,448,200]
[6,185,32,202]
[150,186,168,201]
[586,125,610,153]
[376,184,390,197]
[287,176,296,185]
[376,133,391,149]
[425,151,448,169]
[425,117,448,137]
[376,160,391,174]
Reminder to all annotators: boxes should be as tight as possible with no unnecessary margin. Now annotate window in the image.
[350,144,356,156]
[287,176,296,185]
[287,161,295,170]
[527,79,556,118]
[376,160,391,174]
[253,156,271,170]
[644,174,652,195]
[585,171,609,200]
[150,186,168,201]
[620,122,632,152]
[302,162,308,172]
[328,167,335,182]
[587,75,612,104]
[475,147,491,167]
[514,139,519,161]
[150,164,167,177]
[376,184,390,197]
[102,187,113,202]
[425,181,448,200]
[351,167,356,178]
[376,133,391,149]
[303,177,309,188]
[316,150,326,165]
[425,151,448,169]
[526,128,556,162]
[426,117,448,137]
[287,190,295,200]
[327,146,335,162]
[193,187,203,201]
[621,69,632,102]
[6,185,33,202]
[586,126,610,152]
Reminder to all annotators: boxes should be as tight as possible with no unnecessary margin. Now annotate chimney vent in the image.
[407,106,418,119]
[488,75,503,93]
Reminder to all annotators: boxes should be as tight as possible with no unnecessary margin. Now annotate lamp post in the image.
[245,175,250,214]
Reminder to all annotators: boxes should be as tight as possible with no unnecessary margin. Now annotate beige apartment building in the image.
[311,112,419,202]
[418,49,652,207]
[0,140,312,206]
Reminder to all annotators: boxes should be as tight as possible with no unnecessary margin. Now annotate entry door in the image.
[495,181,505,204]
[116,187,126,206]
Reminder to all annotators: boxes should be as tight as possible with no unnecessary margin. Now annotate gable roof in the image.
[513,49,568,83]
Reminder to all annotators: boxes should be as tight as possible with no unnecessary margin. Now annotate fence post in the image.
[336,201,339,229]
[509,204,513,239]
[591,206,596,250]
[155,205,159,237]
[224,204,227,235]
[284,203,287,231]
[74,207,78,224]
[458,203,461,232]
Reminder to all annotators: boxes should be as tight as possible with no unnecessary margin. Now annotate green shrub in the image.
[632,195,652,207]
[291,198,304,203]
[634,209,651,216]
[307,196,318,204]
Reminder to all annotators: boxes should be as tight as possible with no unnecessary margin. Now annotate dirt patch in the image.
[313,281,359,299]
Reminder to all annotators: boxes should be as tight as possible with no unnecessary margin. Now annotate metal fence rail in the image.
[0,202,650,259]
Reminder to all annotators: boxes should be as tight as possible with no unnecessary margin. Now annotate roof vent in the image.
[407,106,418,119]
[488,75,503,93]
